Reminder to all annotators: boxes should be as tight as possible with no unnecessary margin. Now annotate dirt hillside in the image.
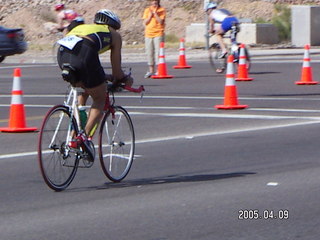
[0,0,319,47]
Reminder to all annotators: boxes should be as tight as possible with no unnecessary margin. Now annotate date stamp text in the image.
[238,209,289,220]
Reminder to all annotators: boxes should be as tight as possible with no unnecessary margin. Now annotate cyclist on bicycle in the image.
[66,16,85,33]
[205,2,239,59]
[57,9,133,161]
[54,4,81,33]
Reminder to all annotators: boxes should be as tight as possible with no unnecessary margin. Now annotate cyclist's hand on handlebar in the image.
[115,74,133,87]
[105,74,114,82]
[109,74,134,90]
[123,75,134,87]
[105,73,133,86]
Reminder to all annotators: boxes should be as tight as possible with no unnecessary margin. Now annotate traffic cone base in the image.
[0,68,37,133]
[151,74,173,79]
[0,126,38,133]
[236,77,253,81]
[173,65,192,69]
[236,72,253,81]
[236,78,253,81]
[215,104,248,109]
[295,81,318,85]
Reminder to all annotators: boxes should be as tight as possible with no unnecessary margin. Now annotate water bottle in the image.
[78,105,87,129]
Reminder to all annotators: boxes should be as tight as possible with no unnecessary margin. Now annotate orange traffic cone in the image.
[0,68,37,133]
[236,44,253,81]
[173,38,192,69]
[151,42,173,79]
[295,44,318,85]
[215,55,248,110]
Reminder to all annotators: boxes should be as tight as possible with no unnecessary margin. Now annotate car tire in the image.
[0,56,5,63]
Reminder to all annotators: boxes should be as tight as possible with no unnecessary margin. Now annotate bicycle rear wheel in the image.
[99,106,135,182]
[208,43,227,73]
[38,105,79,191]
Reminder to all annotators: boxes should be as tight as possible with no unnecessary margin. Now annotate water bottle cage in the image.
[230,29,237,44]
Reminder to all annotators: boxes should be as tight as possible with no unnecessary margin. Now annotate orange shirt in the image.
[142,6,166,38]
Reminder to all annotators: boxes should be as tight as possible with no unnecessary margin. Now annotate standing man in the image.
[142,0,166,78]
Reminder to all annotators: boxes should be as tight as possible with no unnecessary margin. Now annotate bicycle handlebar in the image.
[123,85,145,93]
[107,83,145,93]
[106,68,145,94]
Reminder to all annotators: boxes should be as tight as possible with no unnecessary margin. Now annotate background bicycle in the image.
[207,22,251,73]
[38,80,144,191]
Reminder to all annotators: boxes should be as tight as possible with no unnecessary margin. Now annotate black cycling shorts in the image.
[57,38,105,89]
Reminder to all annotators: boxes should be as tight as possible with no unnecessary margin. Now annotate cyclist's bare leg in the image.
[148,65,155,75]
[83,82,107,137]
[217,35,227,53]
[78,92,89,106]
[215,26,227,54]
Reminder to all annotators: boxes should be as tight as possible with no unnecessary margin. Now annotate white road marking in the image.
[267,182,279,186]
[129,111,320,120]
[0,64,57,69]
[1,93,320,160]
[1,95,320,101]
[1,119,320,161]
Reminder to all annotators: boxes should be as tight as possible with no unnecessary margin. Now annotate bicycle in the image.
[37,76,144,191]
[207,22,251,73]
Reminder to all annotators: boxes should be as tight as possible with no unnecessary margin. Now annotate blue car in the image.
[0,26,27,63]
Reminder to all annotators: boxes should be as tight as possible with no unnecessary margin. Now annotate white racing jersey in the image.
[209,9,232,23]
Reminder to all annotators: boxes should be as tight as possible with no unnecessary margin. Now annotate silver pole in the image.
[204,0,210,50]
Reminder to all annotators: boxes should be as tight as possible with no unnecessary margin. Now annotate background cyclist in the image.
[205,2,239,59]
[54,3,80,33]
[57,9,133,161]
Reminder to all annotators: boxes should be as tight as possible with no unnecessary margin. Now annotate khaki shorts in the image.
[145,35,165,66]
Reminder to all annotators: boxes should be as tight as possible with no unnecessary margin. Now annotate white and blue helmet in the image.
[205,2,218,11]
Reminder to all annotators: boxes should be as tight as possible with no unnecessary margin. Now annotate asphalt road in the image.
[1,54,320,239]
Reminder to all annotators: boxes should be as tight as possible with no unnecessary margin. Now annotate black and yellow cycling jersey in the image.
[67,24,112,54]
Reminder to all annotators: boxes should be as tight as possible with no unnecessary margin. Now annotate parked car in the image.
[0,26,27,63]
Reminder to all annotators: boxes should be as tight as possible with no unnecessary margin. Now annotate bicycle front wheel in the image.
[38,105,79,191]
[99,106,135,182]
[208,43,227,73]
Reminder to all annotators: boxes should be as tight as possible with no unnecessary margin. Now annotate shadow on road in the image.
[94,171,256,190]
[67,172,255,192]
